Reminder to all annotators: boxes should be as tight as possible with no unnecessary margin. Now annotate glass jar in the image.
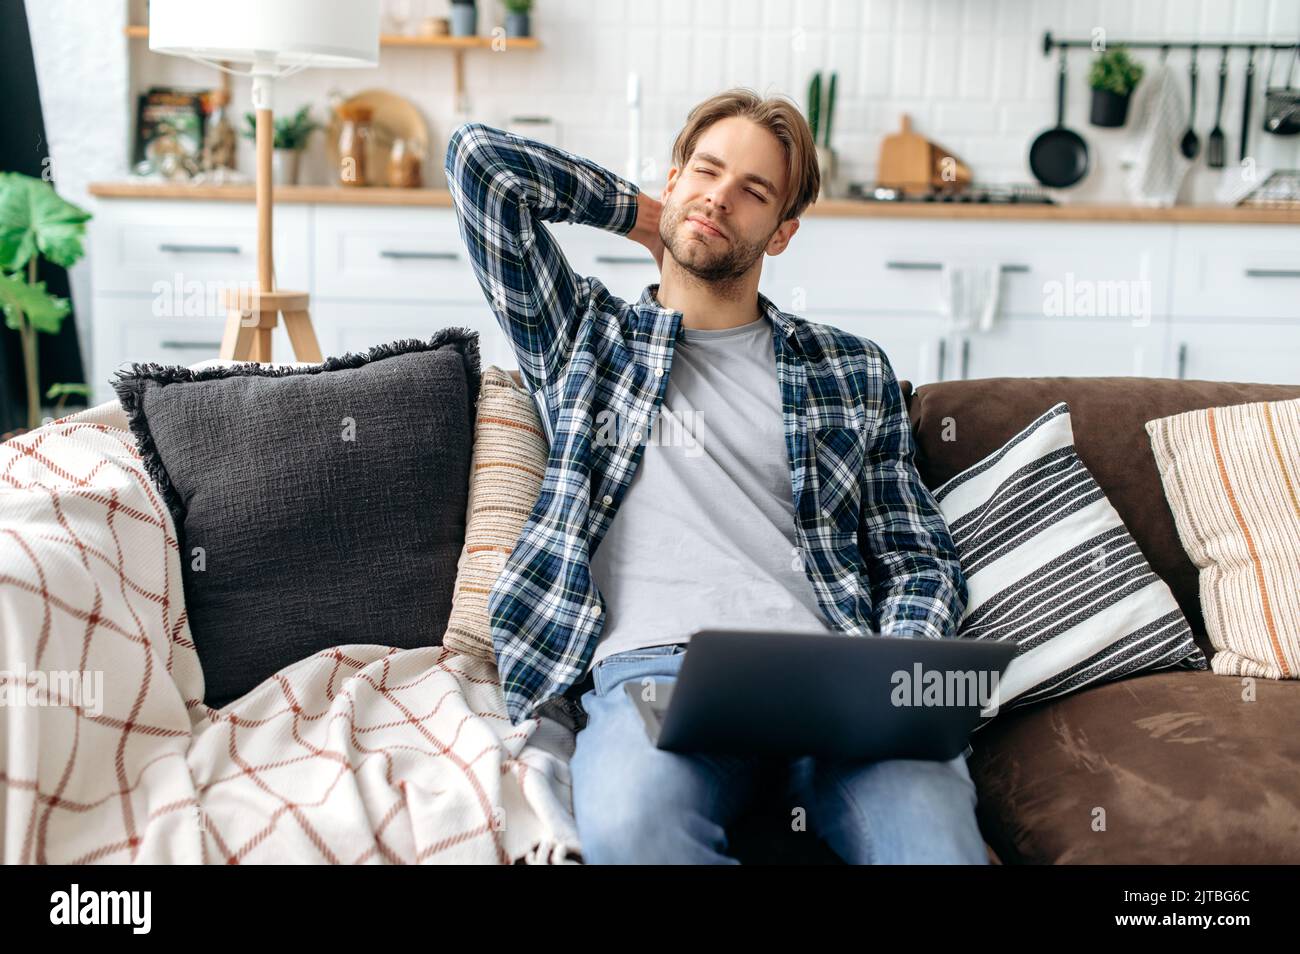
[336,105,373,187]
[387,137,423,188]
[201,89,237,173]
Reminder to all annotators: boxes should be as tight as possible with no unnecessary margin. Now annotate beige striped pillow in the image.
[1146,397,1300,680]
[444,366,547,661]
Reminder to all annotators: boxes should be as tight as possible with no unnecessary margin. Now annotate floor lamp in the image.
[149,0,380,363]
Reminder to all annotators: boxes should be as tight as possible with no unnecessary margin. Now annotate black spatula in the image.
[1180,49,1201,160]
[1207,46,1228,168]
[1240,47,1256,163]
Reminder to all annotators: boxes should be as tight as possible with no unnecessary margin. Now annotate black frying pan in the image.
[1029,47,1090,187]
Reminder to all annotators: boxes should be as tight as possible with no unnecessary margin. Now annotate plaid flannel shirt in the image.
[444,122,968,727]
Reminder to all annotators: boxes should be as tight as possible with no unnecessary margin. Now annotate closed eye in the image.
[694,167,766,201]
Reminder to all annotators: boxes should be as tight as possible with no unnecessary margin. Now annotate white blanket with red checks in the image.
[0,413,580,864]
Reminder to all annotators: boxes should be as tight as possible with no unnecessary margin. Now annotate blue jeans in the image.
[570,645,989,865]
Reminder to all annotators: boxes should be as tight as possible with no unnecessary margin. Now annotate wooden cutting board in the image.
[877,114,972,190]
[877,114,930,190]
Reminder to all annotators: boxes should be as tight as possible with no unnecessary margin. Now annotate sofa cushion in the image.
[112,332,480,708]
[1147,397,1300,680]
[933,401,1205,721]
[899,377,1300,658]
[966,669,1300,863]
[445,366,548,661]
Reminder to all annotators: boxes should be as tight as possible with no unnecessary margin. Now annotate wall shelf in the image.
[124,23,538,110]
[123,25,540,50]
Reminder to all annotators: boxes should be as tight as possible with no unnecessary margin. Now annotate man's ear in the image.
[765,218,800,256]
[660,166,679,202]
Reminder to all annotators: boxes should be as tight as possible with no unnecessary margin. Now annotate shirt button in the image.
[601,494,613,506]
[590,605,602,618]
[654,366,664,378]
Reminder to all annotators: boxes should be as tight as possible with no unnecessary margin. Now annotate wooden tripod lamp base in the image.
[219,287,323,363]
[215,96,324,365]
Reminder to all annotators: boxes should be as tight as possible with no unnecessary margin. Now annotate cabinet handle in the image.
[885,261,1029,273]
[379,250,459,260]
[160,340,222,350]
[1244,268,1300,279]
[960,337,970,379]
[1176,342,1188,379]
[159,243,241,254]
[937,338,947,381]
[594,254,654,265]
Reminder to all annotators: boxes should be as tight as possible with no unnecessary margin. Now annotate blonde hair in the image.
[670,87,821,223]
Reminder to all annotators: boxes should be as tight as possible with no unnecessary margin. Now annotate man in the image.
[444,88,983,864]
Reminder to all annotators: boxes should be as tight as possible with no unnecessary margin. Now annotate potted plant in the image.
[450,0,477,37]
[504,0,531,38]
[807,70,838,199]
[242,105,320,185]
[1088,46,1144,127]
[0,172,91,434]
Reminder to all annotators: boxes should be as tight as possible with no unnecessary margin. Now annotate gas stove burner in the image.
[848,182,1056,205]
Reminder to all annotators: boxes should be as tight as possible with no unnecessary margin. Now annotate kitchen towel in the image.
[940,262,1002,333]
[1120,61,1193,207]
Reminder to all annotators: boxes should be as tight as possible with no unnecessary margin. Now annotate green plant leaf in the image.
[1087,46,1144,96]
[244,106,318,149]
[0,271,71,333]
[45,382,90,400]
[0,172,92,271]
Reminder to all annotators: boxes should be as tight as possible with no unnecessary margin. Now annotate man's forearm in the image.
[871,544,968,640]
[443,122,647,386]
[444,121,641,237]
[860,350,970,640]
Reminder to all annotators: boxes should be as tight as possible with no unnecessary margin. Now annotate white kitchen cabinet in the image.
[765,218,1174,319]
[89,198,310,404]
[85,196,1300,403]
[1169,319,1300,385]
[90,297,298,404]
[91,200,310,295]
[765,217,948,315]
[802,311,946,387]
[956,315,1172,380]
[315,301,515,372]
[763,216,1176,383]
[1171,225,1300,320]
[313,206,483,303]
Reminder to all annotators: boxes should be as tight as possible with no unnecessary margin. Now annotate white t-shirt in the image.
[587,314,835,673]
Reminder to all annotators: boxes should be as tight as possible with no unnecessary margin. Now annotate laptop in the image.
[623,628,1018,761]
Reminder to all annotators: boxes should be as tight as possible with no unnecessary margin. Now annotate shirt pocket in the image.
[813,424,865,537]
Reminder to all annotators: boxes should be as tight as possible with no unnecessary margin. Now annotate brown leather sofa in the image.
[729,376,1300,865]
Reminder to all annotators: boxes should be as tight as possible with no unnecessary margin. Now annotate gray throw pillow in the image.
[113,332,480,708]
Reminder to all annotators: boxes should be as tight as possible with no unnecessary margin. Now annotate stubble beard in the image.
[659,202,767,284]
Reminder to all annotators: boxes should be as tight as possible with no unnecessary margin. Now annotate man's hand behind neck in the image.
[629,192,665,271]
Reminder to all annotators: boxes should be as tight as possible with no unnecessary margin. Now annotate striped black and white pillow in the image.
[934,402,1208,715]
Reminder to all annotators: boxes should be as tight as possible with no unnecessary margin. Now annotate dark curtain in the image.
[0,0,87,432]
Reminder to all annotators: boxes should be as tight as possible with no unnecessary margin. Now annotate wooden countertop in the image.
[87,181,1300,224]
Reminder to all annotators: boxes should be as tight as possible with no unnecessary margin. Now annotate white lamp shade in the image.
[149,0,380,70]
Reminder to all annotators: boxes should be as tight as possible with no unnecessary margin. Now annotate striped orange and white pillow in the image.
[444,366,547,661]
[1146,398,1300,680]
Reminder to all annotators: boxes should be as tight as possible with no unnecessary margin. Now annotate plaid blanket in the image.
[0,408,580,864]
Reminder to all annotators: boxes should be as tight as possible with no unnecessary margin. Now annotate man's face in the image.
[659,116,797,282]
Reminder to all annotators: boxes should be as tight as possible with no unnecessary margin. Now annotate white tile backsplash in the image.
[105,0,1300,202]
